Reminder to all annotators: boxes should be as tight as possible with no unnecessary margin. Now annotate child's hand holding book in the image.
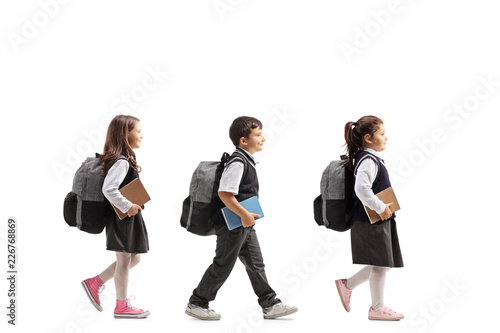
[126,203,143,217]
[241,211,260,228]
[377,202,393,221]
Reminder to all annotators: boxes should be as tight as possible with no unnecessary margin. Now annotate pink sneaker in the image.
[81,275,105,312]
[335,278,352,312]
[114,296,150,319]
[368,306,404,321]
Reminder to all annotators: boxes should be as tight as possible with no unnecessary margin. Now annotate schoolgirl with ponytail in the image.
[335,115,405,321]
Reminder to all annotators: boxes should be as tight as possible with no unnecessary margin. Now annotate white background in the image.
[1,1,499,332]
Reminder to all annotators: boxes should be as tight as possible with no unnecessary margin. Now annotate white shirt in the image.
[354,148,386,214]
[102,159,132,214]
[218,148,256,195]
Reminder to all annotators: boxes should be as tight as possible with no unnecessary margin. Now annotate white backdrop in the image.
[2,1,499,332]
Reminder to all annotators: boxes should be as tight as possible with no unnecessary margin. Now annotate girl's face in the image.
[364,123,387,152]
[128,122,143,149]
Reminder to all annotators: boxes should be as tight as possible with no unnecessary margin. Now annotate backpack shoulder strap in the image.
[226,151,248,178]
[115,155,128,163]
[113,156,135,188]
[354,152,381,184]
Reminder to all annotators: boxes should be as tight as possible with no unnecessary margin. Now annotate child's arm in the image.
[218,191,261,228]
[354,158,392,221]
[103,159,142,217]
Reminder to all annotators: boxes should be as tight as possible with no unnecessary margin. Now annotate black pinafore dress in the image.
[105,159,149,254]
[350,152,403,268]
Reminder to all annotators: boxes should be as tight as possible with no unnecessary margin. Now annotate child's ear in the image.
[363,133,372,144]
[239,136,247,147]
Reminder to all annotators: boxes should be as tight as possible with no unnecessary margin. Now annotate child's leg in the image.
[369,266,390,310]
[346,265,372,289]
[115,252,132,300]
[238,228,278,309]
[189,228,247,308]
[98,254,141,283]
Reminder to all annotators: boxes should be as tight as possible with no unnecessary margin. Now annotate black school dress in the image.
[104,158,149,254]
[350,151,403,268]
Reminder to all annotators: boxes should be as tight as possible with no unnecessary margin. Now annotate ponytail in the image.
[344,121,362,170]
[343,115,383,169]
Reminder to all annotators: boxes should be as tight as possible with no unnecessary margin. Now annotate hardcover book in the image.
[111,178,151,220]
[221,196,264,230]
[363,186,400,224]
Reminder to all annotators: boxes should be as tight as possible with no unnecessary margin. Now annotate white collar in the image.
[236,147,256,162]
[363,147,382,158]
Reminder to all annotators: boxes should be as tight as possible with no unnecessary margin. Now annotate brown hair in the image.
[99,115,141,176]
[344,115,383,169]
[229,116,263,147]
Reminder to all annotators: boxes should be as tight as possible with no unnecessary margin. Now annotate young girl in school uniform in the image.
[335,115,404,321]
[81,115,150,319]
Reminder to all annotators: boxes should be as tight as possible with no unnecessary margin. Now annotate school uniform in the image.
[350,148,403,268]
[102,156,149,254]
[189,147,280,309]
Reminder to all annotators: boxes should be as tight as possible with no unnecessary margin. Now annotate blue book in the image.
[221,196,264,231]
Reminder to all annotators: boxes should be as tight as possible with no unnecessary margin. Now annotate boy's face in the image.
[239,127,265,154]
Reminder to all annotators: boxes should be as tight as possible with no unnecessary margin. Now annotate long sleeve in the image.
[102,159,132,214]
[354,158,386,214]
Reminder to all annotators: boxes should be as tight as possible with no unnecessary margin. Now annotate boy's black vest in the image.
[233,147,259,201]
[351,151,395,223]
[214,147,259,226]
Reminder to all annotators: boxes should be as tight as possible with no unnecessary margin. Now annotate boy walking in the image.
[185,116,298,320]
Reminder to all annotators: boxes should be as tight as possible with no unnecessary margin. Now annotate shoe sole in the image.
[335,280,350,312]
[114,310,151,319]
[368,315,404,321]
[185,309,221,321]
[263,307,298,319]
[81,281,103,312]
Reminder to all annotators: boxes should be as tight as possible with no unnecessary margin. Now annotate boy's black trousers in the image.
[189,225,280,309]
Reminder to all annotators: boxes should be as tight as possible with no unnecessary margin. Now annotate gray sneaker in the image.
[263,302,298,319]
[185,303,221,320]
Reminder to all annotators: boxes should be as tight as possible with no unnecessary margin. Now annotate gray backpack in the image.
[313,153,380,231]
[180,151,247,236]
[63,154,128,234]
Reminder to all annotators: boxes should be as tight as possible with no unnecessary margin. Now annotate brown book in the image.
[111,178,151,220]
[363,187,400,224]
